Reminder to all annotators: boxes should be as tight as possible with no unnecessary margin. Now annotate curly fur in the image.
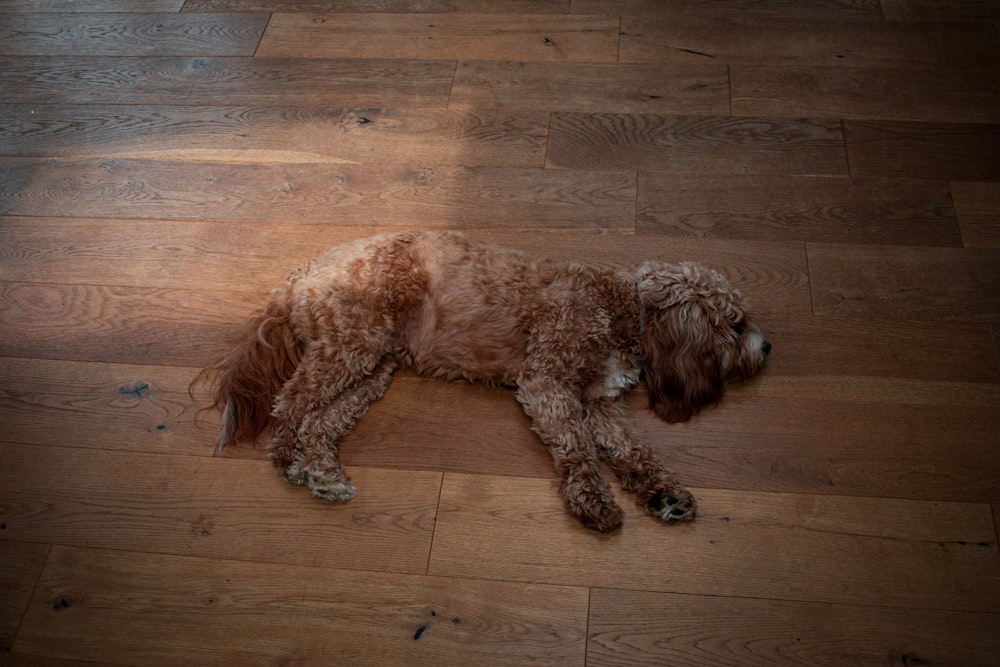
[204,231,770,532]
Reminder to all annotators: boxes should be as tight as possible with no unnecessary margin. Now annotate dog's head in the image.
[637,261,770,423]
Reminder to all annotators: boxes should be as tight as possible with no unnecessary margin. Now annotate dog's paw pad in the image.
[649,490,696,523]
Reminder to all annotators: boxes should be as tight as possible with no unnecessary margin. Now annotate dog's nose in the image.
[762,341,772,356]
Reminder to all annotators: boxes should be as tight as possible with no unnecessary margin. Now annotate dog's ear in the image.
[642,298,725,423]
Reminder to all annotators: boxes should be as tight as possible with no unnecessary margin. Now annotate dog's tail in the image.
[203,286,303,455]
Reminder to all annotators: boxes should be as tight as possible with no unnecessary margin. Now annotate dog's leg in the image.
[584,397,696,522]
[270,351,397,502]
[516,377,625,532]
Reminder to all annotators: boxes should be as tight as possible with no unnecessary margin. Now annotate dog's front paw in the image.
[647,486,697,523]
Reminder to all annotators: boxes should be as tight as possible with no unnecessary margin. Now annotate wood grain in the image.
[257,13,619,61]
[2,0,998,663]
[185,0,568,10]
[731,66,1000,123]
[747,314,1000,383]
[15,545,587,665]
[0,281,261,366]
[0,217,385,290]
[0,542,50,652]
[334,372,551,478]
[588,588,1000,666]
[633,393,1000,501]
[0,105,549,167]
[0,158,636,230]
[808,243,1000,321]
[0,0,184,10]
[0,218,811,313]
[880,0,1000,21]
[449,60,730,114]
[545,113,848,174]
[952,181,1000,247]
[429,474,1000,611]
[219,372,553,478]
[751,375,1000,407]
[637,174,961,245]
[844,121,1000,182]
[572,0,883,21]
[619,16,1000,68]
[0,444,441,574]
[0,56,456,107]
[0,357,217,456]
[0,13,267,57]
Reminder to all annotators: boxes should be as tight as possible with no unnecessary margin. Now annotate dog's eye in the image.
[733,321,746,335]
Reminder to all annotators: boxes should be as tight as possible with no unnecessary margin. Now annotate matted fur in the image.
[204,231,770,532]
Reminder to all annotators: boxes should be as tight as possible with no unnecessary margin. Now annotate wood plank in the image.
[750,375,1000,406]
[15,546,587,665]
[748,314,1000,384]
[158,360,1000,499]
[844,120,1000,182]
[952,181,1000,248]
[0,56,456,107]
[588,588,1000,666]
[256,13,619,62]
[993,325,1000,370]
[429,474,1000,612]
[189,315,1000,498]
[619,16,1000,68]
[0,655,122,667]
[637,174,961,246]
[633,391,1000,501]
[0,158,636,230]
[731,66,1000,123]
[0,13,267,57]
[880,0,1000,21]
[332,372,551,478]
[808,243,1000,321]
[0,218,386,290]
[0,0,184,10]
[0,542,50,652]
[0,105,549,167]
[349,373,1000,501]
[572,0,883,21]
[0,358,218,456]
[0,444,441,574]
[545,113,847,174]
[449,61,730,115]
[0,219,811,314]
[0,281,262,366]
[214,369,551,478]
[184,0,567,11]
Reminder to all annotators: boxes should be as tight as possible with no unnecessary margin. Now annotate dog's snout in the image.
[762,341,772,356]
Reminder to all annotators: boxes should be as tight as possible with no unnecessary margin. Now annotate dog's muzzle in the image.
[762,341,772,356]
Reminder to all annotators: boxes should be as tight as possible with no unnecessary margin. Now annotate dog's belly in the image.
[398,296,527,385]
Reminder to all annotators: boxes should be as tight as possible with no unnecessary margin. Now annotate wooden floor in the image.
[2,1,999,665]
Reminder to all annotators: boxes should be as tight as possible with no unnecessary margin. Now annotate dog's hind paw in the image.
[281,460,357,502]
[581,501,625,533]
[309,477,357,502]
[648,487,697,523]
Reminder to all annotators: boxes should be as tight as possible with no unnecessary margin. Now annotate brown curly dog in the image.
[206,231,770,532]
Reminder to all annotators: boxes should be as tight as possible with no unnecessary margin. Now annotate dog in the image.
[205,231,770,532]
